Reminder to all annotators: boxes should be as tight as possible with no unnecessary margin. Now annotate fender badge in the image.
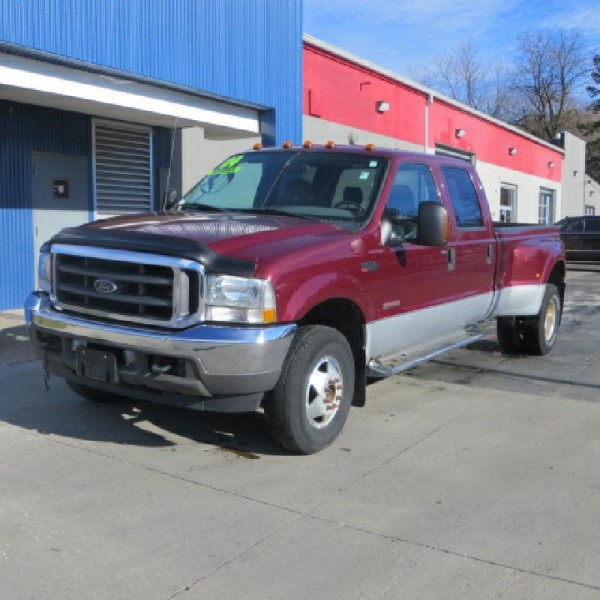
[361,261,379,272]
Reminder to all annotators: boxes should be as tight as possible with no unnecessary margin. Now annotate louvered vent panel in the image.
[94,121,153,214]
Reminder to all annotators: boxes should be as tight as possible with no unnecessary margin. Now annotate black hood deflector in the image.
[45,227,256,277]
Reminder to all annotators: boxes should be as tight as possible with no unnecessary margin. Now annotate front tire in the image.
[264,325,355,454]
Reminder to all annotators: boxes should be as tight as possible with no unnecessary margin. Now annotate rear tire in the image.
[496,283,561,356]
[523,284,561,355]
[264,325,355,455]
[496,316,525,354]
[67,381,121,403]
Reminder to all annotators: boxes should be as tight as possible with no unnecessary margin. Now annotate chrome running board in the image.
[367,330,483,378]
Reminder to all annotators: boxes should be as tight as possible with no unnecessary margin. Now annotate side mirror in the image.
[162,188,178,210]
[416,201,448,246]
[381,217,404,247]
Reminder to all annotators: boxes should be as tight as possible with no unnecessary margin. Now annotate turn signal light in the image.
[443,213,452,241]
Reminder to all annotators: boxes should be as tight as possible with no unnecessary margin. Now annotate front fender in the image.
[276,271,374,323]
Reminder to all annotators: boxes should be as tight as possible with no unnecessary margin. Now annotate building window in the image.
[500,184,517,223]
[538,188,555,225]
[93,119,153,215]
[585,205,595,216]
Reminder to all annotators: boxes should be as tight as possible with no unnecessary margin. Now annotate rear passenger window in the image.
[442,166,483,228]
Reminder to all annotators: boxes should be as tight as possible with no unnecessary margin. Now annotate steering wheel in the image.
[333,200,362,212]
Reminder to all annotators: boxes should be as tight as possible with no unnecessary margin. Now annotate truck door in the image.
[366,161,464,359]
[438,164,496,321]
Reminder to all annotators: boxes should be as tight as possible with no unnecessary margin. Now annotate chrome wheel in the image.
[544,295,559,344]
[264,325,355,454]
[305,355,343,429]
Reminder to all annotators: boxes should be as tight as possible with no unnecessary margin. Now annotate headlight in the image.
[205,275,276,324]
[38,252,52,294]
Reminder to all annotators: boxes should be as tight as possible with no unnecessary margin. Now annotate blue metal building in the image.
[0,0,303,309]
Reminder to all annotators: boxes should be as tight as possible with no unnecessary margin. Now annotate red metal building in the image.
[303,36,564,225]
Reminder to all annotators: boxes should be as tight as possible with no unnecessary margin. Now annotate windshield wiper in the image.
[177,203,231,214]
[237,207,320,221]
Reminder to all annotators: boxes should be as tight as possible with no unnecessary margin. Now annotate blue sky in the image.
[303,0,600,83]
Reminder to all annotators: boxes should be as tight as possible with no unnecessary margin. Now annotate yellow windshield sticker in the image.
[207,155,243,175]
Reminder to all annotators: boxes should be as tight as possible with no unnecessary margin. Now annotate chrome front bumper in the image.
[25,293,296,405]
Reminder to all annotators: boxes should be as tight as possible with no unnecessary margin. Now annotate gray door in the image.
[32,152,90,281]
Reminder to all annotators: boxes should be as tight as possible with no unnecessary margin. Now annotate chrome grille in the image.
[51,245,203,327]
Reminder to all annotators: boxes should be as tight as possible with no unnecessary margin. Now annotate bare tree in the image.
[580,54,600,181]
[411,41,516,120]
[514,29,590,140]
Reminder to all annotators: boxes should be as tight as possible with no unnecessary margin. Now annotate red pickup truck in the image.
[25,144,565,454]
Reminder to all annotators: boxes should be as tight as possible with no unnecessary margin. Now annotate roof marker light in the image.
[325,140,335,149]
[253,143,263,151]
[303,140,313,148]
[365,144,375,151]
[282,140,293,149]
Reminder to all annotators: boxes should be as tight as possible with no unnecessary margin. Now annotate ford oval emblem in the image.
[93,279,119,294]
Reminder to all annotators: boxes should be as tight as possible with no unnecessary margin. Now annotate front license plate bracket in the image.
[76,347,118,383]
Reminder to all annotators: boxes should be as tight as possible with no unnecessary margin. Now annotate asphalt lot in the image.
[1,266,600,599]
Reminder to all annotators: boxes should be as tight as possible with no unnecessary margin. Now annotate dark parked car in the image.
[556,216,600,261]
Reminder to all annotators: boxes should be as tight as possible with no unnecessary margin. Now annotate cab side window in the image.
[385,163,439,240]
[442,166,483,228]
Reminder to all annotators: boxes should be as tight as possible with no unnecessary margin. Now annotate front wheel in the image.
[264,325,355,454]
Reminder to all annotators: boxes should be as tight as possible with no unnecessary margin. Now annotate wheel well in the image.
[548,261,566,308]
[300,299,367,407]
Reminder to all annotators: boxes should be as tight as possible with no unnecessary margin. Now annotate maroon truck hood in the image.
[82,210,342,266]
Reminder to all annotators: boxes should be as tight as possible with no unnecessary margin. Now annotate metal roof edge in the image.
[303,34,565,156]
[0,41,269,113]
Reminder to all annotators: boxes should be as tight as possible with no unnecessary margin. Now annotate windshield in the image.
[179,150,388,230]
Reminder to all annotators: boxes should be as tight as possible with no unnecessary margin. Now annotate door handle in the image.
[486,244,494,265]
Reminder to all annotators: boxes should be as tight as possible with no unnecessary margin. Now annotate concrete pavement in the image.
[1,270,600,599]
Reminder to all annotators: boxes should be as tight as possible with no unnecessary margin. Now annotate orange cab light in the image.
[282,140,293,149]
[252,143,263,151]
[325,140,335,149]
[443,213,452,241]
[303,140,313,148]
[365,143,376,151]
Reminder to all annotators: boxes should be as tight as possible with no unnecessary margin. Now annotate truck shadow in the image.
[0,324,37,365]
[0,362,287,456]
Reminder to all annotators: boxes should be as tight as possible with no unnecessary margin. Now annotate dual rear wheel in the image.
[496,283,561,356]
